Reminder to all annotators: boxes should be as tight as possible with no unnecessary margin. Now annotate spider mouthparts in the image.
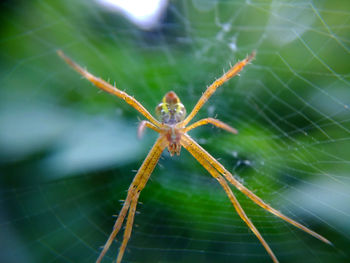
[168,142,181,156]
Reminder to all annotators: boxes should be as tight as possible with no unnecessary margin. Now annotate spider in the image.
[57,50,331,263]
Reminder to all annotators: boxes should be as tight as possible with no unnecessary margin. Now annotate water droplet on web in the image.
[244,160,251,166]
[229,42,237,51]
[222,23,231,32]
[208,105,215,116]
[198,138,207,144]
[228,35,237,51]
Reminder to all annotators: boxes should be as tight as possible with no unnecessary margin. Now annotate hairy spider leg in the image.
[181,135,279,263]
[116,191,139,263]
[181,51,256,127]
[138,117,237,139]
[96,136,167,263]
[184,117,238,134]
[181,134,331,245]
[223,169,332,245]
[138,120,162,139]
[57,50,162,128]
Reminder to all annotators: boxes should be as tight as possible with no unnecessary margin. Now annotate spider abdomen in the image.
[156,91,186,124]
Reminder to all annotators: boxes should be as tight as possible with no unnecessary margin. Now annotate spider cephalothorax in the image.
[155,91,186,156]
[58,50,331,263]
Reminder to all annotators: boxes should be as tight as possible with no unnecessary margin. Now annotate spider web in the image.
[1,0,350,262]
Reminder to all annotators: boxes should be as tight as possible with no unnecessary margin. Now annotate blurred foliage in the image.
[1,0,350,263]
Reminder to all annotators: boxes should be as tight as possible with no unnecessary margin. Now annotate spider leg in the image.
[138,120,162,139]
[181,136,278,263]
[57,50,162,127]
[97,192,132,263]
[181,134,331,244]
[222,171,332,245]
[96,136,167,263]
[184,117,238,134]
[116,192,140,263]
[181,51,255,127]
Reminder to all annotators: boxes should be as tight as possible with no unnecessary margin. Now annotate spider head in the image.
[156,91,186,124]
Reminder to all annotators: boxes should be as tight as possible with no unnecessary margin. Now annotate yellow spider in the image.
[57,50,331,263]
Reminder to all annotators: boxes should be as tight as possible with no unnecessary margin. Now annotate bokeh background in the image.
[1,0,350,262]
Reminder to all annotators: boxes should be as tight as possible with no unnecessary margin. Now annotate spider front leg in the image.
[181,134,331,245]
[181,135,278,263]
[222,171,332,245]
[184,117,238,134]
[181,52,255,127]
[96,136,167,263]
[116,191,140,263]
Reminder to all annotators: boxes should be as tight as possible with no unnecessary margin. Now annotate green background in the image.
[1,0,350,262]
